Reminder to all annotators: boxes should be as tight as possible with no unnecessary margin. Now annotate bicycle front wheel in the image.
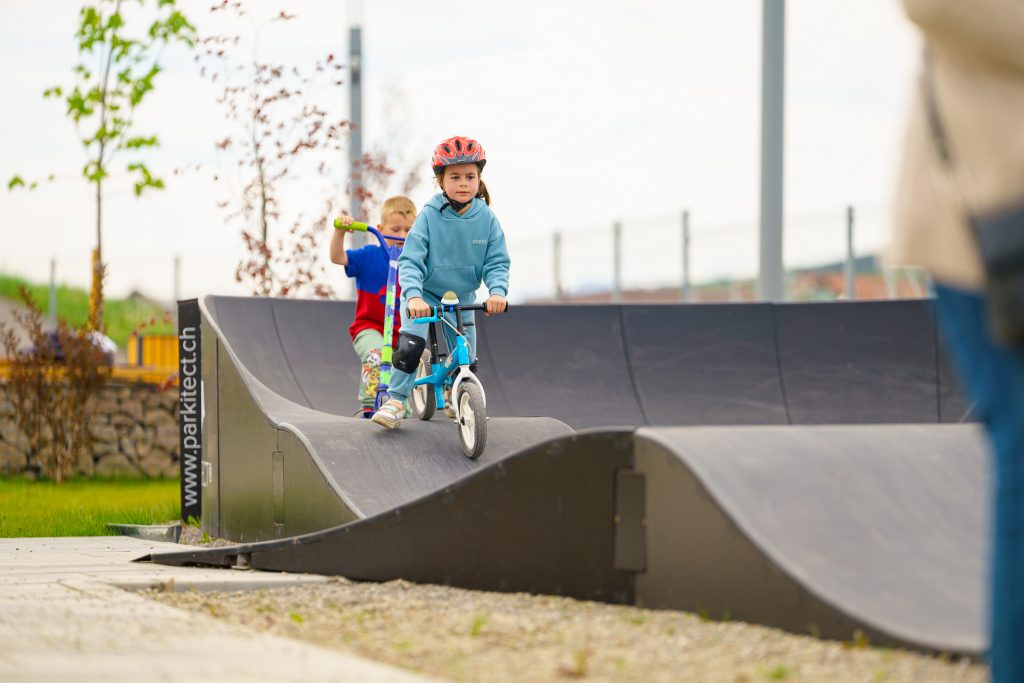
[456,382,487,459]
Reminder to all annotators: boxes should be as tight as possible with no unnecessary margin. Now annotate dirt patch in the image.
[177,524,237,548]
[148,579,985,683]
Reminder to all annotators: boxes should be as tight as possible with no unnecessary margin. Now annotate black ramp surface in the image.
[621,303,787,425]
[775,301,941,423]
[470,318,513,416]
[634,424,988,654]
[283,413,572,518]
[270,298,362,416]
[206,296,309,408]
[481,305,645,428]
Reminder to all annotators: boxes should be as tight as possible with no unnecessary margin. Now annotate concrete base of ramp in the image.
[150,431,638,605]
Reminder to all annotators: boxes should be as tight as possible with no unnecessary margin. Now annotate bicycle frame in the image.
[412,303,487,412]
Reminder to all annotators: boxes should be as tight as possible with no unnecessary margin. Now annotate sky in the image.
[0,1,921,303]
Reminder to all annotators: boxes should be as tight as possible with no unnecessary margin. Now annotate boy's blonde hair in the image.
[380,196,417,224]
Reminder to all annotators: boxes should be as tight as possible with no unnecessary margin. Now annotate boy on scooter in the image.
[331,196,416,418]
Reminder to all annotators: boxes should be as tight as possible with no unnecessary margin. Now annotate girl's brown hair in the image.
[436,166,491,205]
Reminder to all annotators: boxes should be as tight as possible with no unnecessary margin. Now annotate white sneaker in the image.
[371,399,406,429]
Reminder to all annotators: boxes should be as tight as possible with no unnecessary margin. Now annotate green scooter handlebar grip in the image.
[333,218,369,231]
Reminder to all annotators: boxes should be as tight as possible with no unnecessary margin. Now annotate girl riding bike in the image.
[371,136,510,429]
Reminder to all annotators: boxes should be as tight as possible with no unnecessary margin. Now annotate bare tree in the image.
[196,3,405,298]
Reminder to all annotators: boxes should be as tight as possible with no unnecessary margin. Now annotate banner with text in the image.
[178,299,202,522]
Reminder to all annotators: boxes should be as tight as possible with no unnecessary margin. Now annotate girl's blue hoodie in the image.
[398,194,510,304]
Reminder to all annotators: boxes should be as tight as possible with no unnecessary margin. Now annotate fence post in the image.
[612,221,622,302]
[681,210,691,302]
[883,267,897,299]
[844,205,855,300]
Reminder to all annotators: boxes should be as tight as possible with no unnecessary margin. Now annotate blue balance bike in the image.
[332,218,405,413]
[408,295,494,459]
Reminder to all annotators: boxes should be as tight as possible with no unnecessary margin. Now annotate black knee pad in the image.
[392,333,426,373]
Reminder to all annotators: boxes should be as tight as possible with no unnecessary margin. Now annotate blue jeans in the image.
[934,284,1024,682]
[386,294,477,403]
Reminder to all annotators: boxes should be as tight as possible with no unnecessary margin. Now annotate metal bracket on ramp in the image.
[272,451,285,532]
[613,469,646,572]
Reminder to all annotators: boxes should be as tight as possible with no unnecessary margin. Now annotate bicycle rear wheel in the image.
[411,358,435,421]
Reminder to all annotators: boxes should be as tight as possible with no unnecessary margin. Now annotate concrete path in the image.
[0,536,437,682]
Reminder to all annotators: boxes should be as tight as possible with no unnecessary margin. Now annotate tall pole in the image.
[612,221,622,303]
[553,232,563,302]
[844,205,855,300]
[681,210,691,302]
[348,20,365,250]
[758,0,785,302]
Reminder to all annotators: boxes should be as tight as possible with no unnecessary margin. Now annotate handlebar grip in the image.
[333,218,369,231]
[464,303,511,312]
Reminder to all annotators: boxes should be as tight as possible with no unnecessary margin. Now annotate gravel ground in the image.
[177,524,238,547]
[147,577,986,683]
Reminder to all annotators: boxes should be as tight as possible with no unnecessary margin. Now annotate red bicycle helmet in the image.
[431,136,487,173]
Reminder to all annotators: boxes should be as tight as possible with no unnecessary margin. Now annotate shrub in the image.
[0,286,110,482]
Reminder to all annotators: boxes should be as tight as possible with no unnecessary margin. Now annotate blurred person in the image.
[890,2,1024,680]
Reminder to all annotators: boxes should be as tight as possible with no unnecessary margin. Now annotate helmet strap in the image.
[441,192,471,213]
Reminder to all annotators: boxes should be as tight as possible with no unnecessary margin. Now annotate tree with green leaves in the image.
[9,0,195,330]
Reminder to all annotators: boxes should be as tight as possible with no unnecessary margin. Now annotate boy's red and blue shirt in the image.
[345,245,402,346]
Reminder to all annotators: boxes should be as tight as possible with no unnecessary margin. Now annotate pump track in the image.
[146,296,987,657]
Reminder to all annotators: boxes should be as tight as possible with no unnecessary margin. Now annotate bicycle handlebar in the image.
[405,302,510,318]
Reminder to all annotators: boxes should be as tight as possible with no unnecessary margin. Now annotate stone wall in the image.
[0,380,179,478]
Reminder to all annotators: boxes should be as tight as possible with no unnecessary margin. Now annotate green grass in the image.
[0,477,180,537]
[0,273,174,349]
[469,613,488,637]
[762,664,791,680]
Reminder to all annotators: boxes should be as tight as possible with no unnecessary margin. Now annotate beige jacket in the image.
[890,0,1024,290]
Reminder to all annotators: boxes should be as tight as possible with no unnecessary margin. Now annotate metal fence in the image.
[506,203,930,303]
